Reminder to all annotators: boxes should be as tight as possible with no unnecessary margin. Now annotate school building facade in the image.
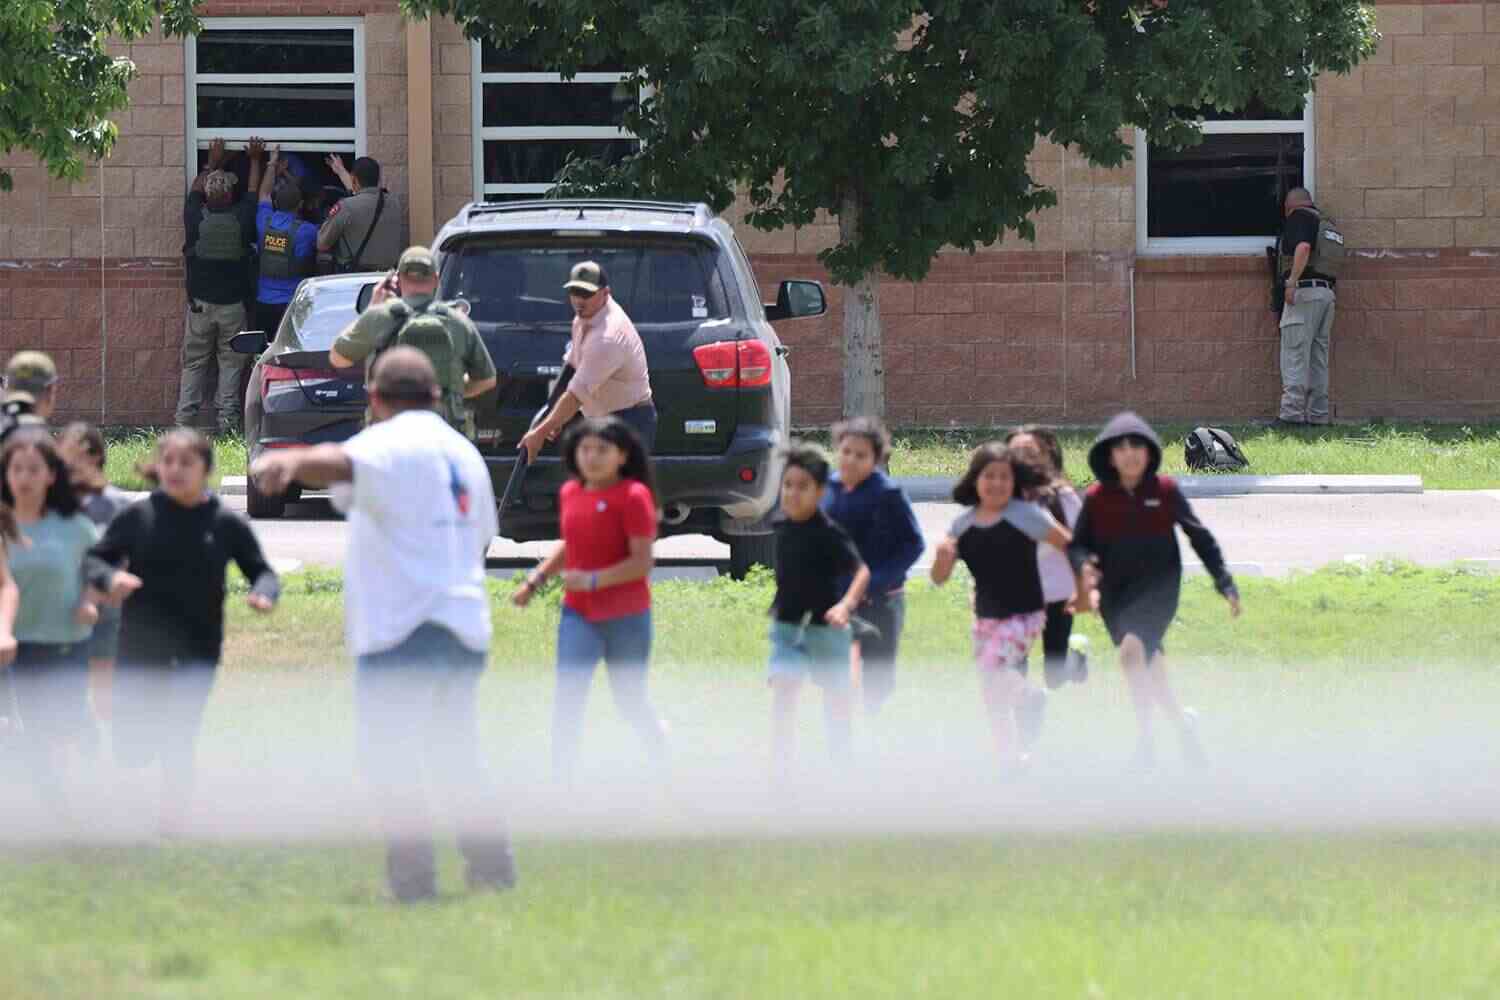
[1,0,1497,428]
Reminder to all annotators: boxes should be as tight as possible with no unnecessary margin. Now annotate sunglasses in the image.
[567,288,600,301]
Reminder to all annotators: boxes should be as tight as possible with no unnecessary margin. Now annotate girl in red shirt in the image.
[512,417,668,781]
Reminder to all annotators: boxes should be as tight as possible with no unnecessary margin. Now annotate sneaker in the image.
[1179,708,1207,768]
[1016,686,1048,752]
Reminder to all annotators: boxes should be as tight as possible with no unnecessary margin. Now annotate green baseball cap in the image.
[564,260,609,295]
[396,246,437,279]
[3,351,57,403]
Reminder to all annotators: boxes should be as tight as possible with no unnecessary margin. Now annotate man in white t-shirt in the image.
[251,346,515,903]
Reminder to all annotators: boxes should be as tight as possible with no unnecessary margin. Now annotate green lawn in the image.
[100,422,1500,491]
[5,563,1500,998]
[4,835,1499,1000]
[828,423,1500,489]
[102,430,246,492]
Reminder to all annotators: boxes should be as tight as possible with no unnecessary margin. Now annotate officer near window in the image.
[319,156,403,273]
[1277,187,1337,427]
[329,246,498,435]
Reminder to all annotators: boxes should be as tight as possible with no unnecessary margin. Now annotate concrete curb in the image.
[220,473,1423,501]
[897,473,1422,502]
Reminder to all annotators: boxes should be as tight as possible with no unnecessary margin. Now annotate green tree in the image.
[406,0,1377,417]
[0,1,199,192]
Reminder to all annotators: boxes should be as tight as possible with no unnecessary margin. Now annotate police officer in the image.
[319,156,403,273]
[329,246,497,434]
[178,138,257,432]
[0,351,58,445]
[252,144,320,343]
[1277,187,1337,426]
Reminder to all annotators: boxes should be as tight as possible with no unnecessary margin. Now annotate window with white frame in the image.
[1134,97,1313,255]
[471,40,639,202]
[185,18,366,216]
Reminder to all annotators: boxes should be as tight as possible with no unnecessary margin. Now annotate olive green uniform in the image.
[333,298,496,434]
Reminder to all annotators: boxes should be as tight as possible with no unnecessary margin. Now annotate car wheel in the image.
[246,471,286,520]
[723,532,776,580]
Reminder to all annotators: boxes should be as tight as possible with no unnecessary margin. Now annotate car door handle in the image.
[775,346,790,357]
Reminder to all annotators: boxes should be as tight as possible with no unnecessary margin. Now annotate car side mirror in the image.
[229,331,268,355]
[356,282,379,314]
[764,280,827,321]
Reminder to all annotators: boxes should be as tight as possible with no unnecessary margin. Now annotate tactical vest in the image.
[1279,206,1346,281]
[259,215,315,281]
[194,208,247,262]
[380,300,472,432]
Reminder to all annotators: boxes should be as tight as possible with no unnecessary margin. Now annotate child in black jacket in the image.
[1068,412,1240,770]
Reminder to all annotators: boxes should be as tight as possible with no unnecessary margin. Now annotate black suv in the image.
[430,199,826,575]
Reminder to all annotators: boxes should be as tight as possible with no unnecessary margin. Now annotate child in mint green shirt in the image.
[2,430,99,818]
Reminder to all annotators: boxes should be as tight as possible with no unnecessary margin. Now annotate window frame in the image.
[183,16,367,185]
[469,40,641,202]
[1133,96,1315,256]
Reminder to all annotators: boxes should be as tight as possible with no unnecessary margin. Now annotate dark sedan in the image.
[235,273,380,518]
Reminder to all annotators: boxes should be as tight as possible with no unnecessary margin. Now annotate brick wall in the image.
[432,17,475,230]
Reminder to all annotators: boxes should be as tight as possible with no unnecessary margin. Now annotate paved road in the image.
[234,491,1500,580]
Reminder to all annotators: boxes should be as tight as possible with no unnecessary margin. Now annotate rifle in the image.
[1266,245,1285,315]
[499,362,576,513]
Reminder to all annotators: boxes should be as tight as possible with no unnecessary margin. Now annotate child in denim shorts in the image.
[768,443,869,780]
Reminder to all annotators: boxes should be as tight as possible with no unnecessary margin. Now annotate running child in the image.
[59,422,133,733]
[930,442,1070,770]
[1067,412,1240,771]
[768,443,869,780]
[1004,425,1088,690]
[821,417,924,715]
[2,430,101,817]
[86,429,279,836]
[512,416,668,782]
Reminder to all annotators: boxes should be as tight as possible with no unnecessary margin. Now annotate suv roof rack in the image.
[463,199,712,225]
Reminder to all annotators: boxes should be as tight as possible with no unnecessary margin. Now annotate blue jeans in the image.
[553,608,667,780]
[9,642,92,817]
[357,623,515,900]
[612,402,658,454]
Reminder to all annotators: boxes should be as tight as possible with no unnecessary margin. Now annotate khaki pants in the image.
[176,299,248,431]
[1278,285,1335,424]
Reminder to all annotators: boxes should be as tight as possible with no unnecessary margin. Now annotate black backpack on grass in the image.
[1184,427,1249,472]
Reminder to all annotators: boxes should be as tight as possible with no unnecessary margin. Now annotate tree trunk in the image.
[838,190,884,419]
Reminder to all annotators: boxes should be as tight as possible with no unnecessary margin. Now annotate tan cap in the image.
[564,260,609,295]
[396,246,436,279]
[3,351,57,403]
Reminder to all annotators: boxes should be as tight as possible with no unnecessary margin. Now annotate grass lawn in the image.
[4,563,1500,998]
[4,835,1499,1000]
[828,422,1500,489]
[102,422,1500,491]
[103,430,246,492]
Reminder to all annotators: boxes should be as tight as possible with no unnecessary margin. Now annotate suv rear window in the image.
[439,238,731,327]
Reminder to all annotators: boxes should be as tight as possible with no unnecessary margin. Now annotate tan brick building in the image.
[0,0,1493,427]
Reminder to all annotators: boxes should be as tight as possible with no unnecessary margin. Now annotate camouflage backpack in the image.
[381,300,471,433]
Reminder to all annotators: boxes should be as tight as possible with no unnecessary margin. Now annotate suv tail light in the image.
[692,340,774,389]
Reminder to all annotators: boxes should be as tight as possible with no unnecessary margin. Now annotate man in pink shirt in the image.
[518,261,656,461]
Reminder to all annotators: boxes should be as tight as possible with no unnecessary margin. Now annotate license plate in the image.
[535,365,564,376]
[685,420,717,435]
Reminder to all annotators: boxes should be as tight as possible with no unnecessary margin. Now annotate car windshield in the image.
[439,238,731,327]
[283,280,360,350]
